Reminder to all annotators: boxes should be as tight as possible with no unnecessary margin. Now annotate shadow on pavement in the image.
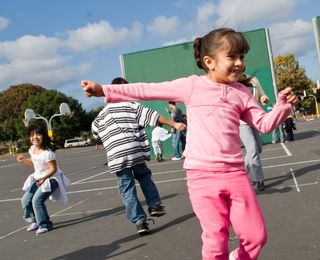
[52,212,195,260]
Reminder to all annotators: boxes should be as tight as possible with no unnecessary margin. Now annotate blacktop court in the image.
[0,118,319,260]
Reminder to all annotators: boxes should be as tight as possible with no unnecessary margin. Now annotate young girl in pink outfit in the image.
[81,28,298,260]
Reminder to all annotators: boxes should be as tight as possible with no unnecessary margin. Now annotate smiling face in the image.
[204,48,245,84]
[29,131,44,148]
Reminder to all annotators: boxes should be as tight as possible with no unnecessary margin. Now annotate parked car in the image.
[64,138,88,148]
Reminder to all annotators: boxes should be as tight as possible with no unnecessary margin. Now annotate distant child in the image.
[167,101,187,160]
[267,105,285,143]
[16,124,70,235]
[151,122,172,162]
[284,114,296,141]
[91,77,186,235]
[239,74,269,191]
[81,28,298,259]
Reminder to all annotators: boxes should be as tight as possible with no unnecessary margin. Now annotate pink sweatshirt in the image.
[102,75,292,171]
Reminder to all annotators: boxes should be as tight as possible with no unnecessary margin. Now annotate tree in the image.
[0,84,45,142]
[274,53,317,111]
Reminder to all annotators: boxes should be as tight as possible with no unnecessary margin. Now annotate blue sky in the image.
[0,0,320,111]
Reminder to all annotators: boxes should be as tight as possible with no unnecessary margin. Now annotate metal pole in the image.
[306,93,320,118]
[312,17,320,64]
[35,116,50,135]
[48,113,63,138]
[265,28,279,97]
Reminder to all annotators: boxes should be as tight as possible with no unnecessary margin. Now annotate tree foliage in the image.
[274,53,318,111]
[0,84,45,142]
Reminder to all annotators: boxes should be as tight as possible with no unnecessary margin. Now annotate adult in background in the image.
[167,101,186,160]
[239,74,269,191]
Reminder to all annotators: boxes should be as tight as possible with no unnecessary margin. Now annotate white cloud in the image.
[0,35,61,60]
[269,19,314,56]
[216,0,297,28]
[196,2,216,25]
[65,20,143,51]
[0,35,90,88]
[147,16,181,37]
[0,16,9,30]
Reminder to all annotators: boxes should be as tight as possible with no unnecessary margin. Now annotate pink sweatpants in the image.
[186,169,267,260]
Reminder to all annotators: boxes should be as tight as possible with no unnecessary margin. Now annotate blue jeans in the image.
[21,179,58,229]
[239,124,264,182]
[116,163,162,225]
[172,130,186,158]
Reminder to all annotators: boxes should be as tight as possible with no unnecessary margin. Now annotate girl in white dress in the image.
[17,124,70,235]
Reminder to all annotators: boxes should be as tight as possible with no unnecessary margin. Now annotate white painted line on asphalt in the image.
[51,200,84,217]
[263,147,284,152]
[10,188,21,192]
[61,153,105,161]
[148,159,185,167]
[65,166,98,177]
[263,159,320,169]
[281,142,292,156]
[72,169,185,185]
[53,207,114,217]
[290,168,301,192]
[153,177,187,184]
[262,155,290,161]
[71,170,110,184]
[68,185,118,194]
[295,181,318,187]
[73,177,117,185]
[269,181,318,191]
[0,225,29,240]
[68,177,187,194]
[0,200,84,240]
[0,197,21,202]
[0,163,18,169]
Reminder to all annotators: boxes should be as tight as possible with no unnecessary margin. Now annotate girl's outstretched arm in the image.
[16,155,34,166]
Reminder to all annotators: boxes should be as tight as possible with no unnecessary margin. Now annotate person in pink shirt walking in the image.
[81,28,298,260]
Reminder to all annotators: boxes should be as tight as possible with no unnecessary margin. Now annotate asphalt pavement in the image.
[0,118,319,260]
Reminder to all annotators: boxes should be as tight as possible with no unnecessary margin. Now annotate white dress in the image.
[22,145,70,205]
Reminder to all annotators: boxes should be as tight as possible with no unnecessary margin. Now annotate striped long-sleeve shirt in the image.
[91,102,159,173]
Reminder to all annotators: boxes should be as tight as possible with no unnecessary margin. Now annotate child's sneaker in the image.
[148,204,166,217]
[36,227,49,235]
[257,181,266,191]
[26,222,38,231]
[136,222,150,235]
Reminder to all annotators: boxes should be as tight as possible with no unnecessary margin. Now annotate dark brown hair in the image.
[111,77,128,84]
[27,124,54,151]
[193,28,250,72]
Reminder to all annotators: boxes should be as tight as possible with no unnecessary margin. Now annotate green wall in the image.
[121,28,277,158]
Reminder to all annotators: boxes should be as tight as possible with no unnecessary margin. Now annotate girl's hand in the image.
[260,95,269,105]
[174,122,187,131]
[16,155,24,163]
[279,87,299,106]
[81,80,104,97]
[36,178,45,187]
